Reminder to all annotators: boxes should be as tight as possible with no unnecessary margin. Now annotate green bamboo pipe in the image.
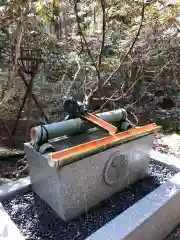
[30,109,129,144]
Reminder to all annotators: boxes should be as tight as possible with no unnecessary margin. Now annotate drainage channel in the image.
[2,160,176,240]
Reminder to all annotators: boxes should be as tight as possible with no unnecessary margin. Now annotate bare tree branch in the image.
[65,58,81,97]
[94,59,171,113]
[101,1,145,88]
[88,0,145,103]
[73,0,99,75]
[171,65,180,89]
[97,0,106,87]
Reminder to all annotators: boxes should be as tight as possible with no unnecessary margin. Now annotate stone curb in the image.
[86,151,180,240]
[0,202,25,240]
[86,172,180,240]
[0,176,31,201]
[150,150,180,171]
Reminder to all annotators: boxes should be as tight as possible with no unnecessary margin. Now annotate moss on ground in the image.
[0,150,24,158]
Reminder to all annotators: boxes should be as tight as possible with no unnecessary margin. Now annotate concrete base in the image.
[25,134,153,221]
[86,172,180,240]
[0,150,180,240]
[0,203,25,240]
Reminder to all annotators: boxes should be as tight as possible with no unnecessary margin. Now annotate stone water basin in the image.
[2,161,176,240]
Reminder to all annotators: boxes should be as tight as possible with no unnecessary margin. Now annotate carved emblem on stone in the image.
[104,151,129,186]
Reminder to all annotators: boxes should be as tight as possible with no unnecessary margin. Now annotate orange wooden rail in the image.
[49,123,160,162]
[83,113,117,135]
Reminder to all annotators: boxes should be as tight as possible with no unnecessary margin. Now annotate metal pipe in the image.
[30,109,127,144]
[120,121,133,131]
